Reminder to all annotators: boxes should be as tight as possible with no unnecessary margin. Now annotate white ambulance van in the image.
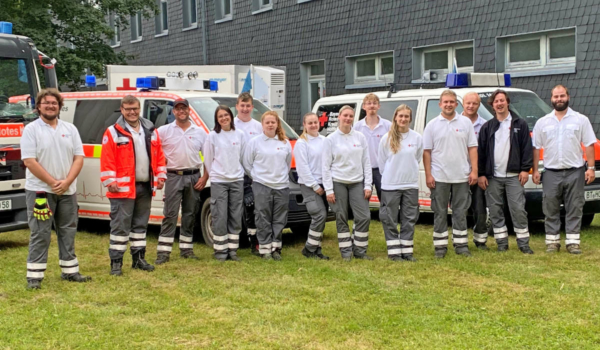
[312,73,600,226]
[11,76,320,245]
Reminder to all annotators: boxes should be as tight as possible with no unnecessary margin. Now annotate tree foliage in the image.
[0,0,156,90]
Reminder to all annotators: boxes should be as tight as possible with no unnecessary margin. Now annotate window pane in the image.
[73,100,122,144]
[224,0,231,15]
[145,100,174,128]
[509,39,540,62]
[190,0,197,23]
[549,35,575,59]
[137,12,142,37]
[424,50,448,70]
[130,15,137,40]
[356,59,376,77]
[316,103,357,136]
[455,47,473,67]
[381,56,394,75]
[378,100,419,128]
[425,99,463,126]
[262,0,270,5]
[310,63,324,76]
[161,2,168,30]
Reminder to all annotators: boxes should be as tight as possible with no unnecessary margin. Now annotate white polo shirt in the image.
[158,122,207,170]
[378,130,423,190]
[353,116,392,169]
[293,134,325,191]
[463,113,486,137]
[322,128,373,195]
[125,122,150,182]
[533,108,597,170]
[423,113,478,183]
[235,117,263,142]
[21,118,84,195]
[493,114,518,178]
[203,129,246,183]
[242,134,292,189]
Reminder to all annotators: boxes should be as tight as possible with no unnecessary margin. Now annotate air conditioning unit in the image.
[422,69,447,82]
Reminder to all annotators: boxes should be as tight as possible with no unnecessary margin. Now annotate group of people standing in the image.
[21,84,596,290]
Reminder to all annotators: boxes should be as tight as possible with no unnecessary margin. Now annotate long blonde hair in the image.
[300,112,318,141]
[261,111,288,144]
[388,104,412,154]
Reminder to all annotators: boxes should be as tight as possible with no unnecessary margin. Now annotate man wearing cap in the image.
[155,98,208,264]
[100,95,167,276]
[533,85,596,254]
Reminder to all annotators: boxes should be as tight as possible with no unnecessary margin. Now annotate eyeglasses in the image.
[123,107,140,112]
[40,102,59,106]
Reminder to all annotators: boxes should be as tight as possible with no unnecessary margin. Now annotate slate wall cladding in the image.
[116,0,600,134]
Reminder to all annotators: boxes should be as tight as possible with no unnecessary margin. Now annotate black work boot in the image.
[132,250,155,271]
[61,272,92,282]
[497,244,509,252]
[155,253,170,265]
[228,253,242,262]
[402,254,417,262]
[110,258,123,276]
[519,246,534,255]
[388,256,403,262]
[249,233,260,256]
[353,254,374,260]
[315,247,330,260]
[272,251,282,261]
[302,247,316,259]
[180,250,199,260]
[455,248,472,257]
[27,279,42,290]
[475,243,489,251]
[434,248,447,259]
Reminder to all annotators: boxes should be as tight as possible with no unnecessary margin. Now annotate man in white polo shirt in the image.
[532,85,596,254]
[155,99,208,264]
[423,89,478,258]
[21,88,91,290]
[462,92,489,249]
[477,90,534,254]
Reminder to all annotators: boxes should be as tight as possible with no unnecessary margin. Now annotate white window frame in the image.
[421,42,474,75]
[108,13,121,48]
[130,11,143,43]
[353,53,393,83]
[215,0,233,23]
[155,0,169,37]
[260,0,272,10]
[502,28,576,75]
[182,0,198,30]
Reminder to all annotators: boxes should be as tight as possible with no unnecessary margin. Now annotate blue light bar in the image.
[504,74,511,87]
[446,73,469,88]
[136,76,160,90]
[209,81,218,91]
[0,22,13,34]
[85,74,96,87]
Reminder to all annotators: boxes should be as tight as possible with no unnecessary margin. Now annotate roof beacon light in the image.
[446,73,512,88]
[209,81,218,91]
[85,74,96,88]
[136,76,162,90]
[0,22,13,34]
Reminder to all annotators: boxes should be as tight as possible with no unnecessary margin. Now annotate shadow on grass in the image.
[0,240,29,250]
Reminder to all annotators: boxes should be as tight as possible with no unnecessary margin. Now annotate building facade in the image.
[111,0,600,132]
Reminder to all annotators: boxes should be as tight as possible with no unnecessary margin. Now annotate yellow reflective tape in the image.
[199,151,204,162]
[93,145,102,158]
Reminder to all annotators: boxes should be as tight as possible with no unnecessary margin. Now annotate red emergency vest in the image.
[100,116,167,199]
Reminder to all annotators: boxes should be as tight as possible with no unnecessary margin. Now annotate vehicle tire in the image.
[581,214,595,227]
[199,198,214,247]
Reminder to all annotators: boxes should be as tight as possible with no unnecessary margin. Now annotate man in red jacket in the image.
[100,95,167,276]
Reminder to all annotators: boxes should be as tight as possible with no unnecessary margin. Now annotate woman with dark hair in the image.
[203,105,246,261]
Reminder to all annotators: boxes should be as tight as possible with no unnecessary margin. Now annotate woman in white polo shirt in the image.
[378,105,423,262]
[203,105,246,262]
[322,105,373,261]
[242,111,292,261]
[294,112,329,260]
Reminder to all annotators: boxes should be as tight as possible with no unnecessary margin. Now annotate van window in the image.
[359,100,419,129]
[73,99,122,144]
[425,99,464,126]
[144,100,174,129]
[315,103,357,136]
[478,91,552,130]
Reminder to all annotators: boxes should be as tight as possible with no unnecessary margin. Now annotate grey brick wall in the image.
[116,0,600,134]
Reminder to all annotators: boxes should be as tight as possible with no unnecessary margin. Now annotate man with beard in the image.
[21,88,91,289]
[532,85,596,254]
[477,90,534,254]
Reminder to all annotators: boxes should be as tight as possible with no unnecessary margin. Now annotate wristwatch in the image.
[588,166,596,171]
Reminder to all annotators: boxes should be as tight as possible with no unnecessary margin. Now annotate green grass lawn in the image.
[2,216,600,349]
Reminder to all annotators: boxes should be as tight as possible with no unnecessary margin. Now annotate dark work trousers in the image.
[243,175,257,236]
[108,182,152,260]
[486,176,530,248]
[470,184,488,246]
[252,182,289,255]
[542,167,586,246]
[330,181,371,259]
[25,191,79,281]
[380,189,419,258]
[430,182,471,253]
[211,181,244,259]
[300,184,328,254]
[372,168,383,204]
[157,172,201,257]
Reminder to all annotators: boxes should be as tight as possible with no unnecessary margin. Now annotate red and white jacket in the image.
[100,116,167,199]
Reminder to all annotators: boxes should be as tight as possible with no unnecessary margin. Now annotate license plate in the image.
[585,190,600,201]
[0,199,11,211]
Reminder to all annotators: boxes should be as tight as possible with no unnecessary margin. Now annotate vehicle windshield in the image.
[0,58,35,120]
[188,97,298,140]
[478,91,553,129]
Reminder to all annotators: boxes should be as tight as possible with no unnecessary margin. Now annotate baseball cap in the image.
[173,99,189,107]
